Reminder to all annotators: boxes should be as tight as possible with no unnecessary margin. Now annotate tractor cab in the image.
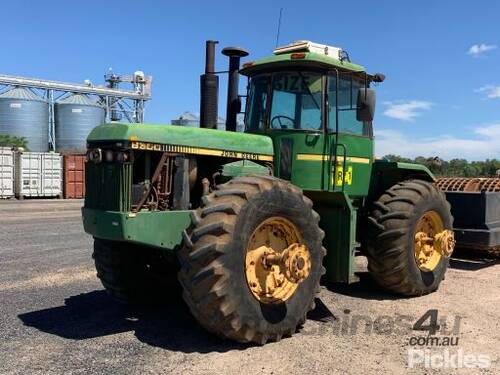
[241,41,384,197]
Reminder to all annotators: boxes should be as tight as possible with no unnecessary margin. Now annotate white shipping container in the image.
[15,151,62,198]
[0,147,15,198]
[41,153,63,196]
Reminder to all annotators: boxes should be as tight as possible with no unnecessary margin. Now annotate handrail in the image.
[329,139,348,192]
[335,142,348,192]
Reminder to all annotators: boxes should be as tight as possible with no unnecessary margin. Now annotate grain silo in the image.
[171,111,227,128]
[55,94,105,153]
[0,87,49,152]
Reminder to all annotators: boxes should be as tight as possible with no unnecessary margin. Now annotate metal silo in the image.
[55,94,105,153]
[0,87,49,152]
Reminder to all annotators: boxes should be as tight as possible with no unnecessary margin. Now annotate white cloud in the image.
[375,123,500,161]
[467,43,497,56]
[383,100,433,121]
[475,84,500,99]
[475,123,500,137]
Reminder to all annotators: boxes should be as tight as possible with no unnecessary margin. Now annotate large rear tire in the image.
[178,176,326,344]
[93,239,178,304]
[366,179,454,296]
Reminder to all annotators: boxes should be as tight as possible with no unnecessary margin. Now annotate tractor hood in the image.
[87,123,274,161]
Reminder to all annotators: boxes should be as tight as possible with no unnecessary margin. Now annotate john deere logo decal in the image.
[131,141,273,161]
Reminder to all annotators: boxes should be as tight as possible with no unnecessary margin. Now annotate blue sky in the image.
[2,0,499,160]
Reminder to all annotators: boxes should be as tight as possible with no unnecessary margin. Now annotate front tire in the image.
[93,239,178,304]
[178,176,326,344]
[366,179,454,296]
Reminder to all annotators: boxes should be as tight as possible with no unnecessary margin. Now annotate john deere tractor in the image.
[82,40,455,344]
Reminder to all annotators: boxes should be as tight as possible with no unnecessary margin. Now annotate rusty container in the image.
[63,154,85,199]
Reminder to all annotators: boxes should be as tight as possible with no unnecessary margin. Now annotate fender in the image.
[368,159,435,201]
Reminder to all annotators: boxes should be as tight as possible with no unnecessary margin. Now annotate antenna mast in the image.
[275,8,283,48]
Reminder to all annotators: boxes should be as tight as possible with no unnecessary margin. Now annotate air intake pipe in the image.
[199,40,219,129]
[222,46,249,132]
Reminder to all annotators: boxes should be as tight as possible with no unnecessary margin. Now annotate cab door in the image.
[272,131,328,191]
[264,71,329,191]
[326,72,373,198]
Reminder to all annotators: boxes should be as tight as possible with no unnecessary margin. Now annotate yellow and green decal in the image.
[296,154,370,164]
[131,141,273,162]
[333,165,353,186]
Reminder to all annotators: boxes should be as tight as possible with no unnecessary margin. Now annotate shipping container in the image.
[15,151,62,198]
[63,154,85,199]
[0,147,15,198]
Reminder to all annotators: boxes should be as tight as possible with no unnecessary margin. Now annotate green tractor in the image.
[83,40,455,344]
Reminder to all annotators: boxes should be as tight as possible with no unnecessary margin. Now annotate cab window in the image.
[328,74,371,136]
[246,75,269,131]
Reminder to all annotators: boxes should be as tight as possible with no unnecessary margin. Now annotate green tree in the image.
[380,155,500,177]
[383,154,413,163]
[0,134,28,150]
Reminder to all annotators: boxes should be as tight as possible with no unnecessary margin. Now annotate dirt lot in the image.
[0,199,498,374]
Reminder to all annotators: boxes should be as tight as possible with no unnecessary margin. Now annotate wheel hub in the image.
[414,211,455,271]
[245,217,311,304]
[262,243,311,283]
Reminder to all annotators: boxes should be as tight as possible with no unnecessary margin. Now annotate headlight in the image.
[86,148,102,163]
[86,148,130,163]
[104,150,114,162]
[115,151,129,163]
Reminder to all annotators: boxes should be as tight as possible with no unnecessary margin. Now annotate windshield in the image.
[245,72,322,131]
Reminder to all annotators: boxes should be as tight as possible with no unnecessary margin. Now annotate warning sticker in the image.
[334,165,353,186]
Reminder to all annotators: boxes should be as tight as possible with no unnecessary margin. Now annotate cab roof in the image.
[240,51,366,76]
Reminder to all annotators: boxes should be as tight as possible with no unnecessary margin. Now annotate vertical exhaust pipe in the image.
[222,46,249,132]
[200,40,219,129]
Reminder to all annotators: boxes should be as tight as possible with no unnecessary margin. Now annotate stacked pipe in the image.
[437,177,500,257]
[222,47,248,132]
[199,41,248,131]
[199,40,219,129]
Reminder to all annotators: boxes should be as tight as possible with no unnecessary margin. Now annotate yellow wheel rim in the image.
[414,210,455,271]
[245,217,311,304]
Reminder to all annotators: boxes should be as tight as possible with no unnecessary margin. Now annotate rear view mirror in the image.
[356,88,376,122]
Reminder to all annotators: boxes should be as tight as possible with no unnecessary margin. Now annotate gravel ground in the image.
[0,199,498,374]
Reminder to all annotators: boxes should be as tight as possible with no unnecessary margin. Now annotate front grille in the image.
[84,162,132,212]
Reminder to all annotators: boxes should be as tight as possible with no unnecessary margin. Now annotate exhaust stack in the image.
[199,40,219,129]
[222,46,249,132]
